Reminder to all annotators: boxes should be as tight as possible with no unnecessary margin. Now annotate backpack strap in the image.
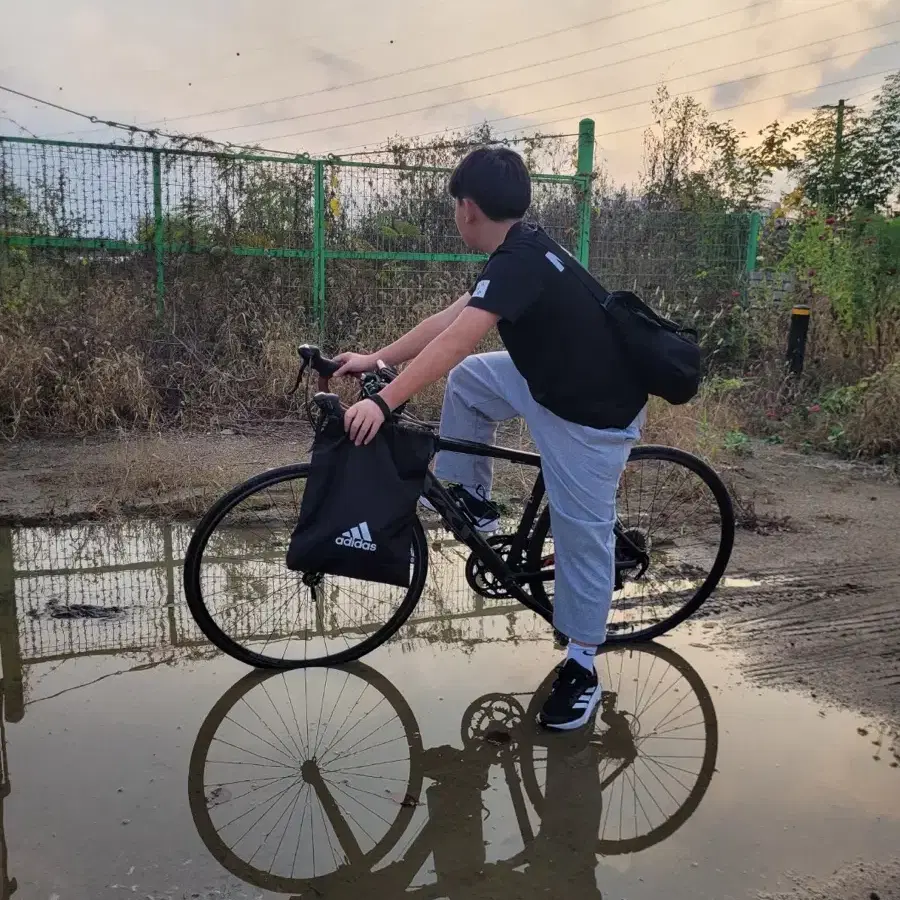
[524,224,611,306]
[526,224,697,339]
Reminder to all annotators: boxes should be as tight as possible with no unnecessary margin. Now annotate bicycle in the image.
[184,345,735,668]
[188,641,719,895]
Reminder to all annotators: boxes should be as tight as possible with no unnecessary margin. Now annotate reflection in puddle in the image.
[189,643,716,895]
[0,521,898,899]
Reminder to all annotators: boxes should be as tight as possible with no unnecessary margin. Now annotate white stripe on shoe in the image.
[418,495,500,534]
[541,685,601,731]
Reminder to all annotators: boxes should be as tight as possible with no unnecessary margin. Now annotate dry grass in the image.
[2,251,898,470]
[842,357,900,457]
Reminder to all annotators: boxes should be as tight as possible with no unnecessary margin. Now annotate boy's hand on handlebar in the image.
[333,352,377,378]
[344,398,386,446]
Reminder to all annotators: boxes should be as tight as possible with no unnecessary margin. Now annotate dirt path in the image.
[712,444,900,731]
[2,431,899,730]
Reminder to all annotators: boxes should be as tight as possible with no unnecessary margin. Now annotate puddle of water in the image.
[0,521,897,900]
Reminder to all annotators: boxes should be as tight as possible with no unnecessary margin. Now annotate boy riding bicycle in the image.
[333,148,647,731]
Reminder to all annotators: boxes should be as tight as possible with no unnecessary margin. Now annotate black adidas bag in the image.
[529,226,702,405]
[286,417,434,587]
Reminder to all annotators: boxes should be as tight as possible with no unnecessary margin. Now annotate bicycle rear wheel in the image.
[526,445,734,642]
[184,464,429,668]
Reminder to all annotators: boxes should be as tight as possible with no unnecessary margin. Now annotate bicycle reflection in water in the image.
[189,642,718,898]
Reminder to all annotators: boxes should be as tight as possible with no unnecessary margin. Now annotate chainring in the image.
[465,535,518,599]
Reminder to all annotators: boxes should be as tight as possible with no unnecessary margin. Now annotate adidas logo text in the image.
[335,522,377,552]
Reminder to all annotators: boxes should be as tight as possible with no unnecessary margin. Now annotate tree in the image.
[0,172,39,235]
[794,73,900,212]
[640,86,772,211]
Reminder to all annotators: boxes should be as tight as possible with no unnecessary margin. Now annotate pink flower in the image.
[807,404,821,414]
[731,290,740,297]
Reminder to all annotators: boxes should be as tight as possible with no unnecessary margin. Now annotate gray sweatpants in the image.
[434,352,644,646]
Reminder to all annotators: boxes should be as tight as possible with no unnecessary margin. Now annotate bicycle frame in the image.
[422,435,551,622]
[422,435,650,624]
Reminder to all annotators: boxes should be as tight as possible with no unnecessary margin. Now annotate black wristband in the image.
[370,393,392,422]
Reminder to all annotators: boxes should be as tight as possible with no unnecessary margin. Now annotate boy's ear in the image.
[461,198,479,223]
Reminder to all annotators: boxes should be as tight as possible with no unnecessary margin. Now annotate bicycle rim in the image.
[184,464,428,668]
[527,445,734,642]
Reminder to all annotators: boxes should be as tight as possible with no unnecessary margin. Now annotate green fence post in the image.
[576,118,595,268]
[152,150,165,318]
[313,161,326,337]
[745,211,761,275]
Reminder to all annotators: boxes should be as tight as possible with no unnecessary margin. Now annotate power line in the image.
[0,111,37,138]
[583,67,898,142]
[0,84,304,157]
[0,80,577,160]
[274,23,898,148]
[203,0,806,136]
[336,67,897,160]
[121,0,682,129]
[516,60,898,140]
[335,61,897,157]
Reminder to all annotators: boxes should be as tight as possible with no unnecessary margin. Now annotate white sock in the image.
[565,642,597,673]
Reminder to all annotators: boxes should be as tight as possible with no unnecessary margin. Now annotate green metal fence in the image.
[1,121,759,430]
[0,122,594,325]
[0,118,756,323]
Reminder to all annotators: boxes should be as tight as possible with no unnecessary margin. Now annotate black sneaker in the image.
[420,484,500,534]
[538,659,601,731]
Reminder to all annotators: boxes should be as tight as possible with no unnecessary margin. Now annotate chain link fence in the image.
[1,125,756,433]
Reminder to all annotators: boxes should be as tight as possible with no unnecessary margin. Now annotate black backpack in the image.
[530,227,702,406]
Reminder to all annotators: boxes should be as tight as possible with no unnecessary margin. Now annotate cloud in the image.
[305,47,367,83]
[710,75,762,110]
[785,41,900,111]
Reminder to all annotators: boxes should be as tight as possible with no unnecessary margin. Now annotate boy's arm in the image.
[344,307,499,445]
[334,291,471,376]
[381,307,498,409]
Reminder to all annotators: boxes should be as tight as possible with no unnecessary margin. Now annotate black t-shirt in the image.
[467,222,647,430]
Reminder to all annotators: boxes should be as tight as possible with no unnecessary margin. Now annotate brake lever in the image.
[286,359,308,396]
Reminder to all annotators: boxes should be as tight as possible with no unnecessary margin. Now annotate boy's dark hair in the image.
[448,147,531,221]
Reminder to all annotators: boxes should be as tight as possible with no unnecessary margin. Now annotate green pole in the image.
[575,118,595,268]
[745,212,761,275]
[152,150,165,318]
[313,161,326,337]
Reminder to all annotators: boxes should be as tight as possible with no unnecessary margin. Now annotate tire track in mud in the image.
[708,555,900,726]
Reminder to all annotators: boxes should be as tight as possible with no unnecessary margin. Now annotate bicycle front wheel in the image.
[184,464,429,668]
[526,445,734,642]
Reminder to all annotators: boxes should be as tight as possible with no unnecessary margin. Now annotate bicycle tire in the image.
[184,464,429,668]
[526,445,735,643]
[188,661,425,893]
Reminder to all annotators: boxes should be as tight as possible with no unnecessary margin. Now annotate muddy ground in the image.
[1,430,899,899]
[2,429,898,733]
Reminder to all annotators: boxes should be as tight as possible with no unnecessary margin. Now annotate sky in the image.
[0,0,898,185]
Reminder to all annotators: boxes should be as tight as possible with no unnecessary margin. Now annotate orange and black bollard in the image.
[786,304,810,375]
